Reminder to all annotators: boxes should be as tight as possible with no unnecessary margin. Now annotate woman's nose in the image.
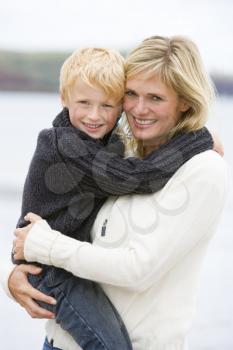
[134,98,148,115]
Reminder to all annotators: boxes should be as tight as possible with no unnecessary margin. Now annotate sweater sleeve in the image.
[17,128,57,228]
[24,152,228,292]
[16,128,82,232]
[57,127,213,196]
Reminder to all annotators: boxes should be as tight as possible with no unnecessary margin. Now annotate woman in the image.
[3,36,228,350]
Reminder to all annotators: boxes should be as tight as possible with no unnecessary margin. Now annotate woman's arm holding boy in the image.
[1,263,56,319]
[13,152,228,291]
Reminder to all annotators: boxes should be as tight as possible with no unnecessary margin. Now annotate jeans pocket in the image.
[43,337,62,350]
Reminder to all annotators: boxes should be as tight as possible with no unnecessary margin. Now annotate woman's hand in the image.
[13,212,43,260]
[13,224,31,260]
[8,264,56,319]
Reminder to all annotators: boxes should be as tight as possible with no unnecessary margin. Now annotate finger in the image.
[14,251,23,260]
[14,227,28,238]
[26,284,57,306]
[14,228,21,237]
[14,239,23,249]
[25,212,42,223]
[20,264,42,275]
[14,250,25,260]
[15,224,32,236]
[23,298,55,319]
[13,240,24,256]
[13,265,57,306]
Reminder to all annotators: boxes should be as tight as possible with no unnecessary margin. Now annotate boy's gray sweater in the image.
[17,108,213,242]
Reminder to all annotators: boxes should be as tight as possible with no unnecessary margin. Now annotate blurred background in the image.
[0,0,232,349]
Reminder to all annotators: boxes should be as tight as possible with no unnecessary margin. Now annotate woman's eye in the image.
[78,100,89,105]
[125,90,135,97]
[151,95,162,101]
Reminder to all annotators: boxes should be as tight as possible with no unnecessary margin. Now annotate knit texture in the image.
[16,107,213,243]
[23,150,228,350]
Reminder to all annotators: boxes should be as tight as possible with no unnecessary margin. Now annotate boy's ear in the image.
[60,93,66,107]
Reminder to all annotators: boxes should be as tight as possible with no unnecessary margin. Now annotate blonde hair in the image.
[60,47,125,103]
[118,35,215,156]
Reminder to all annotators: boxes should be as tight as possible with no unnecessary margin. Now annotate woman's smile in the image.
[133,117,157,127]
[124,72,189,149]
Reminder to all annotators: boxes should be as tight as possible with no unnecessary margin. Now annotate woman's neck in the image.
[143,137,168,156]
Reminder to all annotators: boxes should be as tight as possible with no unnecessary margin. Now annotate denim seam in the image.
[57,287,108,349]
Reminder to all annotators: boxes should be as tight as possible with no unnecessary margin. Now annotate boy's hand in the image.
[211,130,224,156]
[13,212,43,260]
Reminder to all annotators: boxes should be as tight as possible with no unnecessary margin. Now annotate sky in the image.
[0,0,233,75]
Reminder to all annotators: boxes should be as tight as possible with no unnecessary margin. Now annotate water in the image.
[0,92,60,350]
[0,92,232,349]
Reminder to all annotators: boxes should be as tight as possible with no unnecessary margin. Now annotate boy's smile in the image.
[62,80,122,139]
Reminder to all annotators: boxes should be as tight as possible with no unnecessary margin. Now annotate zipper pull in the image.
[101,219,108,236]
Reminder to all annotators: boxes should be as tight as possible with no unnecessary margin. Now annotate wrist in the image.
[24,220,59,265]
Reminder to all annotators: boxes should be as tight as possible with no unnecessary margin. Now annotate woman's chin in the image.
[132,127,159,142]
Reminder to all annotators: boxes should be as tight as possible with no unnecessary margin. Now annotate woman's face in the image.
[123,72,189,150]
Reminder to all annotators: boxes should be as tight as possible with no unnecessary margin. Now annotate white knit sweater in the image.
[1,151,228,350]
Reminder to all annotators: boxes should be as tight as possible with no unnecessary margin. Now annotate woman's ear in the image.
[180,99,190,112]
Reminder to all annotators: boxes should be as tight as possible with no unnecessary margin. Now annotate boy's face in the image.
[62,80,122,139]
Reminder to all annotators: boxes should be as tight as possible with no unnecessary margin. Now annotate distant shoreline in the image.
[1,78,233,96]
[0,50,233,95]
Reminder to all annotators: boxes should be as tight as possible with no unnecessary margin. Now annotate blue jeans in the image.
[43,337,62,350]
[30,266,132,350]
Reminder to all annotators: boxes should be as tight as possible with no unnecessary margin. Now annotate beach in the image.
[0,92,232,349]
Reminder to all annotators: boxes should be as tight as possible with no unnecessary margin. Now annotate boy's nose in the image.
[88,107,101,121]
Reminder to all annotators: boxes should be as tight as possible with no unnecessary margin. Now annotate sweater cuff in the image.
[0,262,16,299]
[49,233,86,271]
[24,220,59,265]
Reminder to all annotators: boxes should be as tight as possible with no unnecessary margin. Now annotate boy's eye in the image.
[78,100,89,105]
[102,104,113,108]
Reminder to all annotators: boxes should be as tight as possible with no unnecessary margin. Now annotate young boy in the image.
[13,47,213,350]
